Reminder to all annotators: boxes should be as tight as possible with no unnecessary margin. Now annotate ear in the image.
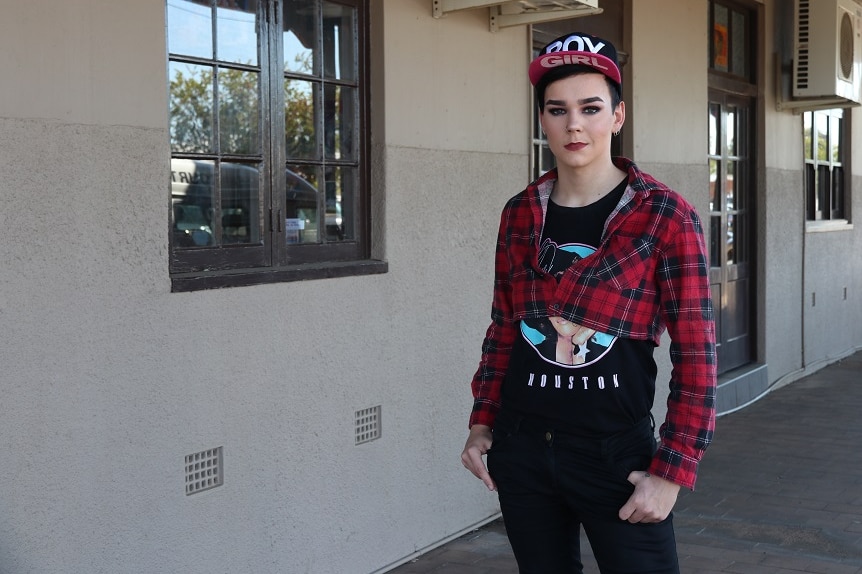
[613,101,626,134]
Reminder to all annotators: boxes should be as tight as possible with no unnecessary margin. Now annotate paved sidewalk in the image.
[390,351,862,573]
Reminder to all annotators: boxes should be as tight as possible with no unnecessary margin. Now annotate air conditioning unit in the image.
[793,0,862,105]
[431,0,602,32]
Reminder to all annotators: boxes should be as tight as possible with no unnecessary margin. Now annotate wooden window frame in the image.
[167,0,385,292]
[803,108,850,226]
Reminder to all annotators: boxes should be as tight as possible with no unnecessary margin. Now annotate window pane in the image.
[218,68,261,154]
[221,162,261,244]
[713,4,729,72]
[324,84,356,160]
[830,113,842,163]
[322,1,356,81]
[284,0,318,75]
[803,112,813,160]
[540,145,555,174]
[731,10,746,77]
[726,160,736,211]
[832,166,844,218]
[708,103,720,155]
[710,215,721,266]
[216,0,259,65]
[805,164,816,220]
[709,159,720,211]
[733,212,746,263]
[285,79,318,159]
[169,62,214,153]
[168,0,213,59]
[533,107,543,139]
[816,113,828,161]
[817,165,830,218]
[726,213,736,264]
[172,159,215,248]
[325,166,353,241]
[285,164,320,244]
[726,105,736,155]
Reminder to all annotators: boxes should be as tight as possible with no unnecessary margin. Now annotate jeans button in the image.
[544,431,552,442]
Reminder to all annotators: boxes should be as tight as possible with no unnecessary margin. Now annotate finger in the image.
[477,466,497,491]
[618,498,638,522]
[461,449,496,491]
[627,470,649,486]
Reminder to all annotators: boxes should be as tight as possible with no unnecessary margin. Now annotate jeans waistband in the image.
[496,409,655,456]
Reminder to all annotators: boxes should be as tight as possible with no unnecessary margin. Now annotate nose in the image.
[566,118,580,133]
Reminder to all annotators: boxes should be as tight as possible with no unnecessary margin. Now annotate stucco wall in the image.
[0,1,526,572]
[623,1,710,425]
[761,0,862,384]
[628,0,709,166]
[3,1,861,573]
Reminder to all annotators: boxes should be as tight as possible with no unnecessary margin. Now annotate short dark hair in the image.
[535,65,622,112]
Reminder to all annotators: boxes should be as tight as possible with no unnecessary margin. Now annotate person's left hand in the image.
[618,471,681,523]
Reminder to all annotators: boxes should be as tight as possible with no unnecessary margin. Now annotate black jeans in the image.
[487,410,680,574]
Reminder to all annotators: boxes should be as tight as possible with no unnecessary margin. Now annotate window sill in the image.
[805,219,853,233]
[171,259,388,292]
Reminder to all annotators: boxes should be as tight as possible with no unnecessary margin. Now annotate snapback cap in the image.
[529,32,621,89]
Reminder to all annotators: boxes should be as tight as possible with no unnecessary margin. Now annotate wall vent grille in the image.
[795,0,811,89]
[185,447,223,495]
[355,406,382,445]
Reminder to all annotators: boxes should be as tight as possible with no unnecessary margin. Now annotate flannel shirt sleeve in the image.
[647,204,717,490]
[468,205,518,429]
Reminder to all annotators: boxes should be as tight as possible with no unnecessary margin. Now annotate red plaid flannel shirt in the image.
[469,158,716,489]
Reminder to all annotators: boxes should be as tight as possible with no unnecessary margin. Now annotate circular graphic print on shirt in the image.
[520,239,617,367]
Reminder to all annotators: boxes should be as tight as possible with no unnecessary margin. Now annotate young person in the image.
[460,32,717,573]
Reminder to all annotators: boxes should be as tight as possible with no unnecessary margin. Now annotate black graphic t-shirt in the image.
[501,178,657,436]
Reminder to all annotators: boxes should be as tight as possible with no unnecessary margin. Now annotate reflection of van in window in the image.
[284,170,344,243]
[171,159,343,247]
[170,159,261,247]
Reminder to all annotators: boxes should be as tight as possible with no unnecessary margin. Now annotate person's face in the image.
[539,72,625,171]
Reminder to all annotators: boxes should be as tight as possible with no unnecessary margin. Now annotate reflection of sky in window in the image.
[284,31,311,73]
[216,6,257,64]
[168,0,257,65]
[168,1,211,58]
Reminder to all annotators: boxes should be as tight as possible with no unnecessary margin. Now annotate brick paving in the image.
[389,351,862,573]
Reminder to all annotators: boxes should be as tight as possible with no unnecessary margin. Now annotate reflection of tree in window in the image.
[170,64,214,153]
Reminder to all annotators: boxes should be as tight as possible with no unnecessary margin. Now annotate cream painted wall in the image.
[0,0,167,128]
[382,0,530,154]
[759,0,862,384]
[628,0,708,166]
[623,1,711,426]
[2,1,861,572]
[0,0,526,572]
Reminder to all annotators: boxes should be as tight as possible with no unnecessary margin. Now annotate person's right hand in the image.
[460,425,496,491]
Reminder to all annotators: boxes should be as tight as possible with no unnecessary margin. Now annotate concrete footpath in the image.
[389,351,862,573]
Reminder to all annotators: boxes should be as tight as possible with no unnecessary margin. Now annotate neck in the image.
[552,159,625,208]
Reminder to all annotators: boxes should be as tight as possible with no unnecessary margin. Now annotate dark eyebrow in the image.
[577,96,605,105]
[544,96,606,107]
